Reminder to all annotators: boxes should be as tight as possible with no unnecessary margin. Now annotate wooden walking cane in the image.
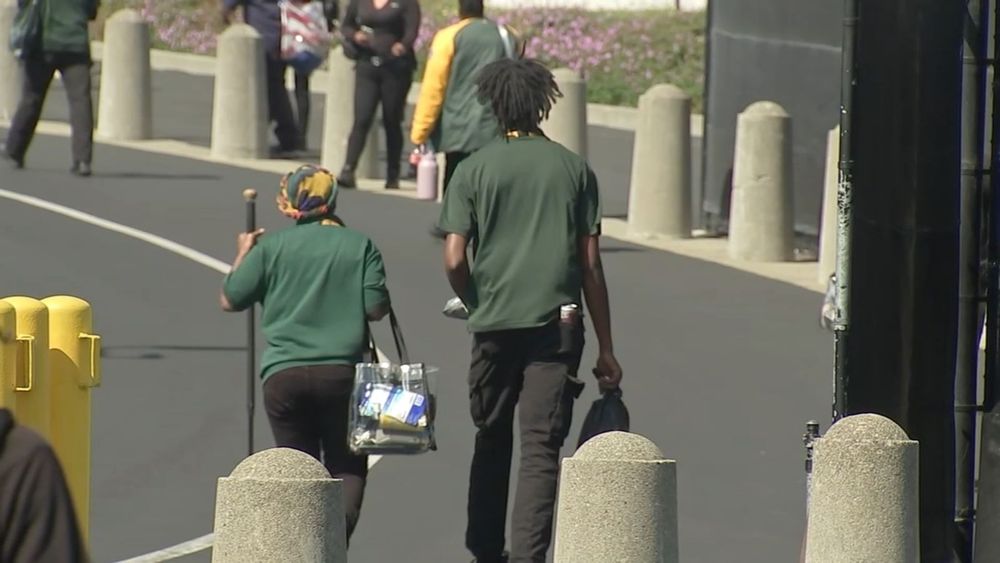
[243,188,258,457]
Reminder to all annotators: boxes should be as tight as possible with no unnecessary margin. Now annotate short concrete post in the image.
[818,126,840,285]
[804,414,919,563]
[213,448,347,563]
[627,84,692,239]
[321,46,379,178]
[554,432,678,563]
[728,101,794,262]
[96,10,152,141]
[546,68,587,158]
[0,0,23,122]
[211,24,267,160]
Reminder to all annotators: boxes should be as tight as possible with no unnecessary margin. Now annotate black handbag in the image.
[9,0,43,60]
[576,388,631,449]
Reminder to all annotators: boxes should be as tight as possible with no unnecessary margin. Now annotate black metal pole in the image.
[832,0,858,422]
[243,188,257,458]
[843,0,963,560]
[973,1,1000,559]
[955,0,989,559]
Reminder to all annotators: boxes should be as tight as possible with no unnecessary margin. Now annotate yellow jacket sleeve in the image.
[411,22,469,146]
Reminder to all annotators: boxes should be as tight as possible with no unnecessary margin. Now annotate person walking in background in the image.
[291,0,339,151]
[438,59,623,563]
[220,164,390,539]
[0,409,88,563]
[336,0,420,190]
[410,0,521,197]
[1,0,100,177]
[222,0,301,157]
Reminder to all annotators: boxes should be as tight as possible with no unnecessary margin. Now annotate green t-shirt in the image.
[437,135,602,333]
[223,221,389,381]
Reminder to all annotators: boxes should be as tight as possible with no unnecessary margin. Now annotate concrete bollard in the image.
[546,68,588,158]
[818,126,840,285]
[96,10,152,141]
[804,414,919,563]
[211,24,268,160]
[554,432,678,563]
[627,84,692,239]
[0,0,23,122]
[213,448,347,563]
[321,46,379,179]
[728,101,794,262]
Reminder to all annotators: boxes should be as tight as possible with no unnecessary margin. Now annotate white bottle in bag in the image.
[416,147,438,201]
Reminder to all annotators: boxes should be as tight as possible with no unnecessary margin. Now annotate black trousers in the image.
[294,70,310,150]
[263,364,368,539]
[344,59,413,180]
[466,321,585,563]
[265,53,300,151]
[5,52,93,165]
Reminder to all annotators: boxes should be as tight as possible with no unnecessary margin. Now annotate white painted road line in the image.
[112,533,215,563]
[0,188,232,274]
[0,188,383,561]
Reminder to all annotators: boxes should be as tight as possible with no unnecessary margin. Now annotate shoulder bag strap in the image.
[388,307,410,365]
[365,324,380,363]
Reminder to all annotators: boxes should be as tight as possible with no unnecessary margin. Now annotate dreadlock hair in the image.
[458,0,484,18]
[476,58,563,137]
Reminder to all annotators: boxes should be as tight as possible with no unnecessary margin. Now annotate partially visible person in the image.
[220,164,390,539]
[2,0,100,176]
[438,59,623,563]
[410,0,522,197]
[222,0,301,157]
[0,409,88,563]
[292,0,339,151]
[337,0,421,189]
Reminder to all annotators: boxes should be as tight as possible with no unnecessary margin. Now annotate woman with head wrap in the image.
[220,164,390,540]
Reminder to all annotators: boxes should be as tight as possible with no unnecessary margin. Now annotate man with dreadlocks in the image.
[437,58,623,563]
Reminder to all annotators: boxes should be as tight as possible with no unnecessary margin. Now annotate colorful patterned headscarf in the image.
[276,164,338,220]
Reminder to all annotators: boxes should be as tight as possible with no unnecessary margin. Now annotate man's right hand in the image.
[593,352,622,391]
[353,31,370,45]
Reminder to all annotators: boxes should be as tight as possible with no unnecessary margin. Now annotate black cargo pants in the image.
[465,320,585,563]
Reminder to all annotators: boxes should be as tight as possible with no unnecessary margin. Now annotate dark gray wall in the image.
[702,0,842,235]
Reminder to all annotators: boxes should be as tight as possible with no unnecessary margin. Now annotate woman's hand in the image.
[391,42,407,57]
[237,228,265,257]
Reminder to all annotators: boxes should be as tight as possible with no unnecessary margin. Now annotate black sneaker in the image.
[71,161,92,177]
[385,179,400,190]
[337,168,357,189]
[269,145,300,159]
[0,143,23,169]
[470,552,509,563]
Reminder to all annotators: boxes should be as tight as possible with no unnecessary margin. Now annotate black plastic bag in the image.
[577,388,630,449]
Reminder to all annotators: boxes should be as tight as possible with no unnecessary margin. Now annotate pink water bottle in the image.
[416,145,438,201]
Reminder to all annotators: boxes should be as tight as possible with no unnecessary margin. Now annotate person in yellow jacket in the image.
[411,0,522,213]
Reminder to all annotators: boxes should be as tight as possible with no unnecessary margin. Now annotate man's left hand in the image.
[391,42,407,57]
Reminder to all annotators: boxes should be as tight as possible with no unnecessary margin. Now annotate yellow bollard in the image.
[1,297,50,437]
[0,301,15,409]
[43,296,101,543]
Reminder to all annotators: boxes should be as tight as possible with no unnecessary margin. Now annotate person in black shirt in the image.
[0,409,88,563]
[337,0,421,189]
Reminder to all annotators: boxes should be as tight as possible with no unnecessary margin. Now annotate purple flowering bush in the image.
[96,0,221,54]
[95,0,705,109]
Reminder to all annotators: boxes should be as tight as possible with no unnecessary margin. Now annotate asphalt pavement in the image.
[0,68,827,563]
